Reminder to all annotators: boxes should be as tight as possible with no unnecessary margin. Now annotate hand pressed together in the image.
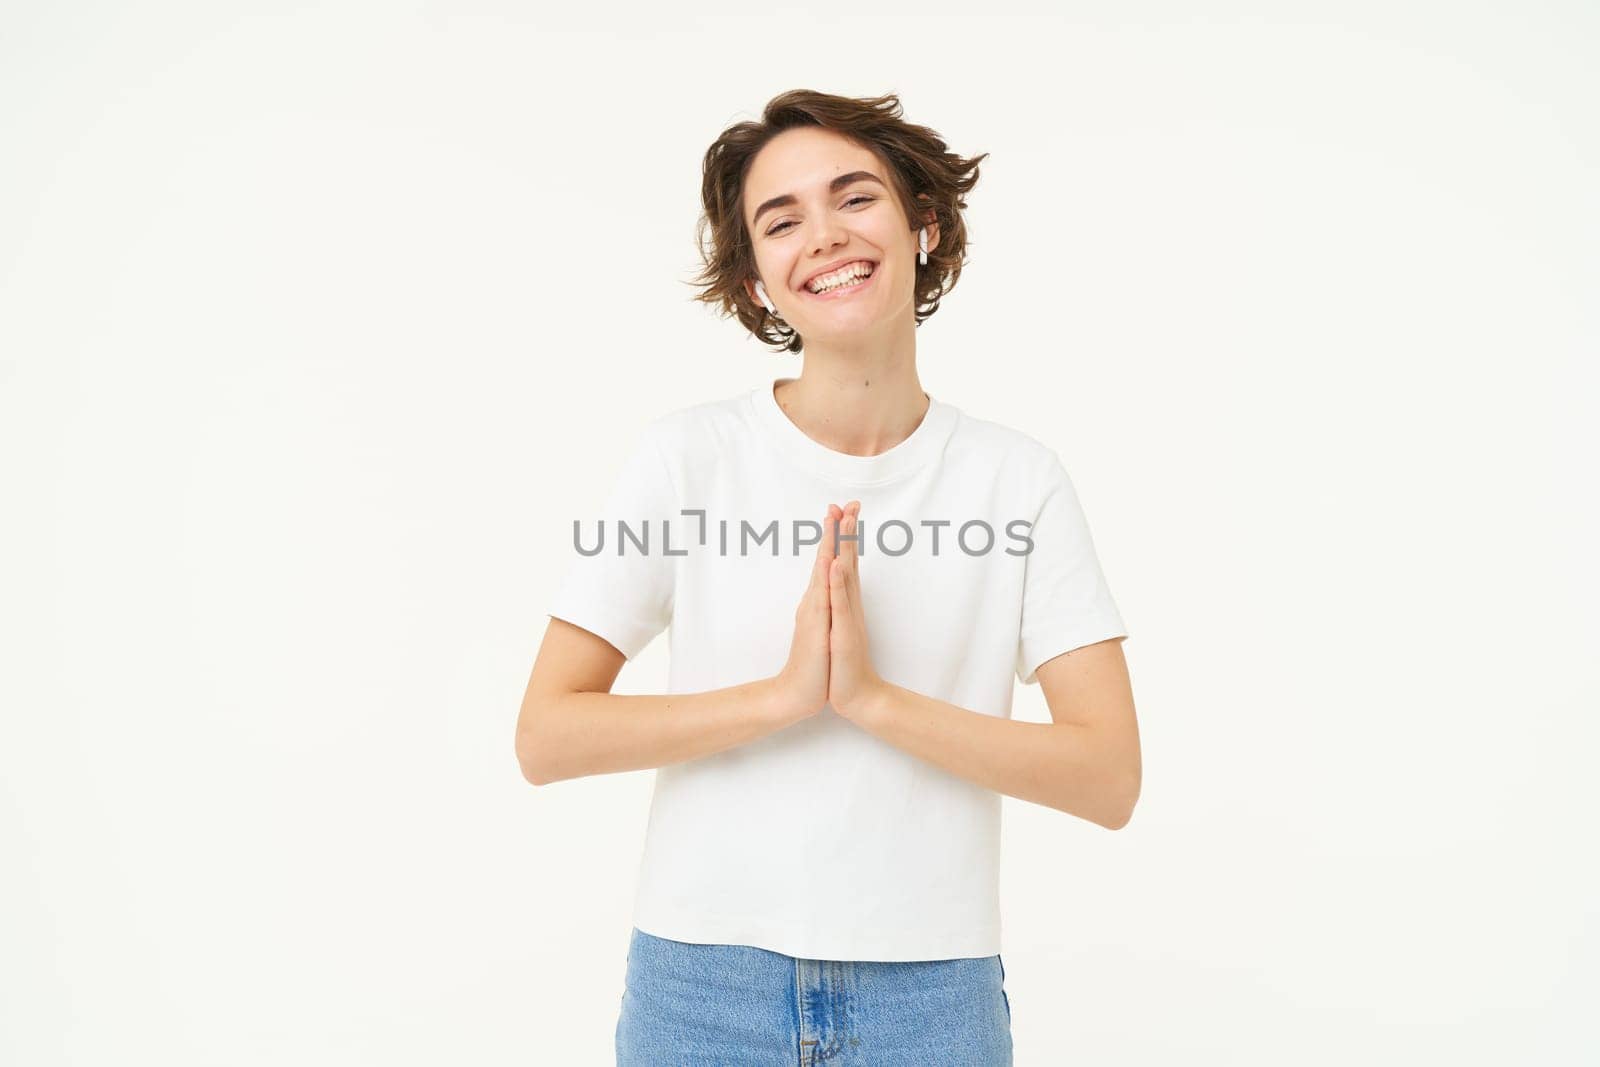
[773,502,837,723]
[825,501,887,719]
[771,500,888,725]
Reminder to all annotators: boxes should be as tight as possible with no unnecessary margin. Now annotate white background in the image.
[3,2,1595,1063]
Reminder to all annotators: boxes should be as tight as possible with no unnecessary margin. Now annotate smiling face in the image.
[742,126,937,344]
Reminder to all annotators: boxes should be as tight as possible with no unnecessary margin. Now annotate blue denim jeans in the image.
[616,927,1013,1065]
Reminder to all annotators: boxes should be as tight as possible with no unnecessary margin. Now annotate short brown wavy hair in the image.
[687,90,989,354]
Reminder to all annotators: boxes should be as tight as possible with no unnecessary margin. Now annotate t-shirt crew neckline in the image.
[750,377,959,487]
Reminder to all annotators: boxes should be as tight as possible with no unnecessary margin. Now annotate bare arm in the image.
[514,618,788,785]
[825,501,1140,828]
[516,505,839,786]
[840,637,1140,828]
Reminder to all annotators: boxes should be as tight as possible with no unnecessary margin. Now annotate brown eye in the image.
[766,195,875,236]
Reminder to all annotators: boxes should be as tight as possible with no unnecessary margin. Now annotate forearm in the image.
[850,683,1139,828]
[519,677,790,786]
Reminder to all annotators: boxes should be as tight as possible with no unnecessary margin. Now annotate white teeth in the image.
[813,275,865,294]
[807,262,874,293]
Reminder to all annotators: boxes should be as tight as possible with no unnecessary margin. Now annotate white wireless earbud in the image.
[918,227,929,266]
[754,280,777,315]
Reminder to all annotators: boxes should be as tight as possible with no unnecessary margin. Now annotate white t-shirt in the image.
[547,377,1128,962]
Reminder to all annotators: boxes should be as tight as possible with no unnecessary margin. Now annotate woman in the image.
[517,89,1140,1066]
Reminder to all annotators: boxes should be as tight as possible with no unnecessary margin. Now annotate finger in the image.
[814,534,837,601]
[816,504,840,564]
[842,501,861,574]
[842,509,866,617]
[808,505,837,598]
[810,506,830,581]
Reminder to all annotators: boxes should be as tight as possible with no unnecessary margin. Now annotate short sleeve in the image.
[546,422,679,661]
[1015,457,1128,685]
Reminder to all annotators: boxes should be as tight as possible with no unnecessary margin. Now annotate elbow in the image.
[516,731,549,786]
[1102,802,1136,831]
[517,689,584,786]
[515,710,556,787]
[516,688,571,786]
[1099,768,1142,831]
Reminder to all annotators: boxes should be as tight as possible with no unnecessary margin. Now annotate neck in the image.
[774,322,928,458]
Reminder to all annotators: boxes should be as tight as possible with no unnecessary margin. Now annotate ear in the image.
[744,277,764,308]
[915,194,941,257]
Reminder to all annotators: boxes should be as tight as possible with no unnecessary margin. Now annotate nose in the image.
[805,214,848,259]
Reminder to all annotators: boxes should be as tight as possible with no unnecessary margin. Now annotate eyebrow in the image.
[750,171,886,229]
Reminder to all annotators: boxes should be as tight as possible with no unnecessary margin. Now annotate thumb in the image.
[808,507,834,592]
[829,556,849,610]
[809,546,833,606]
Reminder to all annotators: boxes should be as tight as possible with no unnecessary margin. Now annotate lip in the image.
[798,258,878,293]
[799,261,880,301]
